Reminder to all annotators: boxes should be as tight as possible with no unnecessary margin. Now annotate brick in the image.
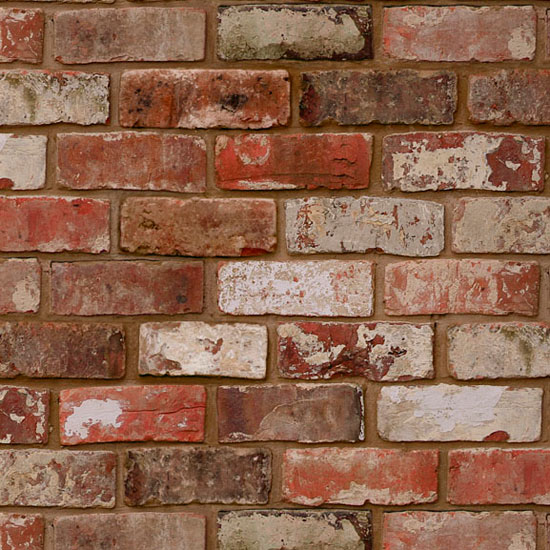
[120,69,290,129]
[55,513,205,550]
[139,322,267,379]
[300,70,456,126]
[0,70,109,126]
[218,5,372,61]
[378,384,541,442]
[51,261,203,316]
[382,132,544,192]
[215,133,372,191]
[60,385,206,445]
[0,514,43,550]
[0,9,43,63]
[120,198,276,257]
[0,322,124,379]
[218,261,374,317]
[547,11,550,59]
[0,386,48,444]
[278,322,433,381]
[285,197,444,256]
[0,259,40,314]
[0,197,109,253]
[218,510,372,550]
[0,450,115,507]
[469,70,550,125]
[385,259,539,316]
[383,511,536,550]
[57,132,206,193]
[448,449,550,504]
[55,8,204,64]
[0,135,46,190]
[282,448,438,506]
[383,6,536,62]
[448,323,550,380]
[217,383,363,443]
[453,198,550,254]
[124,447,271,506]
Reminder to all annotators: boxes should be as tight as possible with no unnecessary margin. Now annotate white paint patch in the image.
[63,398,123,439]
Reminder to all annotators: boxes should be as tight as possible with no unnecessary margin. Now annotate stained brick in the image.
[0,514,43,550]
[0,9,43,63]
[57,133,206,193]
[0,259,40,314]
[0,135,46,190]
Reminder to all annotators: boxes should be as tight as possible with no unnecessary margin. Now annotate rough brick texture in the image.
[0,135,47,190]
[0,514,44,550]
[215,133,372,190]
[0,259,40,314]
[0,9,43,63]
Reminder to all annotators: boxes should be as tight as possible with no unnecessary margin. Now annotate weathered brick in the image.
[51,261,203,316]
[453,198,550,254]
[0,450,115,507]
[378,384,541,442]
[120,198,276,257]
[55,8,205,64]
[282,448,438,506]
[218,5,372,61]
[0,135,46,190]
[448,323,550,380]
[139,322,267,379]
[385,260,539,316]
[285,197,444,256]
[383,511,536,550]
[218,510,372,550]
[55,513,205,550]
[0,197,109,253]
[0,386,48,444]
[300,70,456,126]
[218,261,374,317]
[0,322,124,379]
[57,132,206,193]
[448,449,550,504]
[0,259,40,314]
[0,9,43,63]
[215,133,372,191]
[383,6,536,62]
[217,383,363,443]
[382,132,544,192]
[0,514,43,550]
[124,447,271,506]
[277,322,434,381]
[0,71,109,126]
[469,70,550,125]
[120,70,290,129]
[60,385,206,445]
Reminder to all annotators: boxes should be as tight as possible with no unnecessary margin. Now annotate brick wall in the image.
[0,1,550,549]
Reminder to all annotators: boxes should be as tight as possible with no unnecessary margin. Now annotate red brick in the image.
[57,132,206,193]
[0,9,43,63]
[383,6,536,62]
[385,260,539,316]
[217,383,363,443]
[469,70,550,125]
[0,197,109,253]
[120,198,276,257]
[0,450,116,507]
[55,8,205,63]
[0,386,48,444]
[277,322,434,381]
[60,385,205,445]
[282,448,438,506]
[0,514,43,550]
[215,133,372,191]
[383,511,536,550]
[0,322,124,379]
[119,69,290,129]
[54,513,205,550]
[382,132,545,192]
[300,70,456,126]
[448,449,550,504]
[0,259,40,314]
[51,261,203,316]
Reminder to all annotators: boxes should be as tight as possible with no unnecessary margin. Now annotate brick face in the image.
[0,9,43,63]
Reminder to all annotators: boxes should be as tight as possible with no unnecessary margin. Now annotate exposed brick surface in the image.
[0,135,47,190]
[0,9,43,63]
[0,514,44,550]
[0,259,40,314]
